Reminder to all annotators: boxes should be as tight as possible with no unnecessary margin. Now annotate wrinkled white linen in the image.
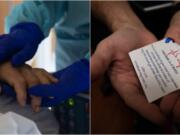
[0,112,41,134]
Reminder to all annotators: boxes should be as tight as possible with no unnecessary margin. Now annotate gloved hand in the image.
[0,22,44,66]
[1,59,89,107]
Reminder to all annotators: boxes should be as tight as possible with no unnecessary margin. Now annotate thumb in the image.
[11,43,38,67]
[165,11,180,44]
[165,26,180,44]
[91,40,114,81]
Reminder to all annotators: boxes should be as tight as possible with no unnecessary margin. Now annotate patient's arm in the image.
[0,62,58,112]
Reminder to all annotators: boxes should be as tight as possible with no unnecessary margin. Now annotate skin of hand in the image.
[159,11,180,122]
[92,24,167,125]
[91,1,168,125]
[0,62,58,112]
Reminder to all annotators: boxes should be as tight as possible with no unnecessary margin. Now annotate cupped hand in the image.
[91,25,167,125]
[0,62,58,112]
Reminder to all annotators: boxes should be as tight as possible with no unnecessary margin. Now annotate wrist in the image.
[99,1,146,32]
[110,20,147,33]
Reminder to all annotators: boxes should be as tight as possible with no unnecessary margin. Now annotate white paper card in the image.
[129,39,180,102]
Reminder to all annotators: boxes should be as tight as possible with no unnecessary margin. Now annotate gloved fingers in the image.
[1,84,16,97]
[11,43,38,67]
[41,97,54,107]
[52,69,64,79]
[32,68,58,84]
[41,97,62,107]
[29,84,61,97]
[29,80,87,98]
[29,70,89,98]
[29,81,86,107]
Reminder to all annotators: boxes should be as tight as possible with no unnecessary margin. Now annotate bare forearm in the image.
[91,1,145,32]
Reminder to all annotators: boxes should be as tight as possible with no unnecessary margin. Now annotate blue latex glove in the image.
[0,22,44,66]
[1,59,89,107]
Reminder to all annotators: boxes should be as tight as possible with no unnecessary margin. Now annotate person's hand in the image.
[159,11,180,122]
[91,24,167,125]
[28,59,89,107]
[0,62,58,112]
[0,22,44,67]
[19,66,58,112]
[1,59,89,107]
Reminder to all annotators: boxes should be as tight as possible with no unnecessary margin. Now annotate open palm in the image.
[92,26,166,125]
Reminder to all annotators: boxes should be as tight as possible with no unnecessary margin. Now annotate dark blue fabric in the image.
[0,22,44,66]
[1,59,89,107]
